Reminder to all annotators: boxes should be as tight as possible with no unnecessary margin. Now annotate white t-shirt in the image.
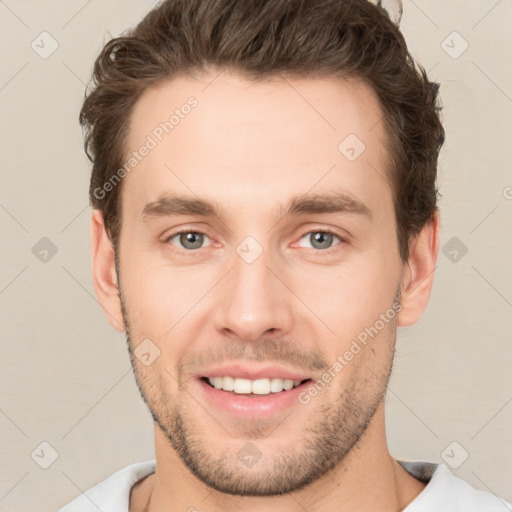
[58,459,512,512]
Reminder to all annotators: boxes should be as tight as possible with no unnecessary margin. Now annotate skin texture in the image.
[91,70,439,512]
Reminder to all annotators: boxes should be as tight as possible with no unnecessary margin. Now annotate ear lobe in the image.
[90,209,126,333]
[397,211,440,327]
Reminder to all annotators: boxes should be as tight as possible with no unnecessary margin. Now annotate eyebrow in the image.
[141,190,372,223]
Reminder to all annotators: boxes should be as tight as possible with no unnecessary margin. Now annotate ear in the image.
[90,209,125,333]
[397,211,440,327]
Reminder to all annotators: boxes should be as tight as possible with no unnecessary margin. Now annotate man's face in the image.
[116,71,404,495]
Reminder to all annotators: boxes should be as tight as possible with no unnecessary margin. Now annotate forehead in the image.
[122,71,392,222]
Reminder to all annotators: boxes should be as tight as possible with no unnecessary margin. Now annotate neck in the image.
[131,403,426,512]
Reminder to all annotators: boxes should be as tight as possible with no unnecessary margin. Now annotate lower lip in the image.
[197,378,311,419]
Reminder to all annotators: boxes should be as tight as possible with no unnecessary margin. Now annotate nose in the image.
[213,244,294,343]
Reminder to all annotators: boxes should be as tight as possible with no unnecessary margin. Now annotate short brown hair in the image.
[80,0,444,261]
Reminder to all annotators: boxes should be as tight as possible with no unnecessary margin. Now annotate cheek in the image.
[298,257,400,341]
[120,224,401,344]
[120,254,217,342]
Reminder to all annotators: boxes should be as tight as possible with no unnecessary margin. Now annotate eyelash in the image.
[163,227,346,255]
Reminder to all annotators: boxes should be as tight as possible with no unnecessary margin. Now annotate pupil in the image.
[312,232,332,249]
[181,232,203,249]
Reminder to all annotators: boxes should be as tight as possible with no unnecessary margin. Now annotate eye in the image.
[165,230,210,251]
[296,230,344,252]
[163,228,345,253]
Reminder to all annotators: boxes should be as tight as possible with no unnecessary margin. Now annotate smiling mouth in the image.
[201,376,311,396]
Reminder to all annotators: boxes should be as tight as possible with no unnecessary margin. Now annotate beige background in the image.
[1,1,511,510]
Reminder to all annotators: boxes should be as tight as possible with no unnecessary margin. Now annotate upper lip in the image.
[198,363,313,382]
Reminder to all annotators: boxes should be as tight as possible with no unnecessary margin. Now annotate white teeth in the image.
[283,379,294,391]
[252,378,271,394]
[207,376,304,394]
[233,378,252,394]
[269,378,286,393]
[222,376,235,391]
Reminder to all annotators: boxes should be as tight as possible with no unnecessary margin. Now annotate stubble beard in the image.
[116,255,398,496]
